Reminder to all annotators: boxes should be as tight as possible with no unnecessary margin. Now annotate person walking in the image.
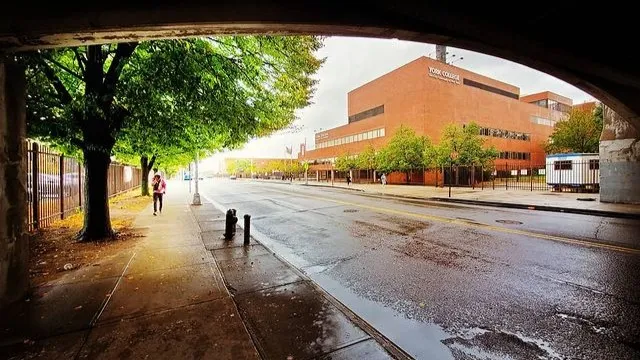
[346,173,352,186]
[152,174,167,216]
[380,173,387,187]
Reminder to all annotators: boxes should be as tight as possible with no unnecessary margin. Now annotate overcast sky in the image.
[201,36,594,172]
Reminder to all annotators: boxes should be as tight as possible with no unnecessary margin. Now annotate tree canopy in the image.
[22,36,324,239]
[545,106,603,154]
[335,153,358,172]
[431,122,498,167]
[376,125,430,174]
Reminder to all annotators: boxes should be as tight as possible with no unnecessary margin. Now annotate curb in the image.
[429,197,640,220]
[247,179,639,220]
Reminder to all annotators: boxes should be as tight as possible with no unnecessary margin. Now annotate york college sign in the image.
[428,66,461,85]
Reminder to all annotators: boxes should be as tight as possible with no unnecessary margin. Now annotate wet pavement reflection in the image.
[203,180,640,360]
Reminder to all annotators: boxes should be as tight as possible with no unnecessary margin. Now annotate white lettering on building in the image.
[428,66,461,85]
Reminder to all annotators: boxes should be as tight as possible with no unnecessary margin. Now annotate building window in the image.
[530,116,555,127]
[498,151,531,160]
[478,126,530,141]
[348,105,385,123]
[462,78,519,100]
[589,159,599,170]
[554,160,572,170]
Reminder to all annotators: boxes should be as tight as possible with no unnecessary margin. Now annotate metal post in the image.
[492,168,495,190]
[448,163,452,198]
[192,153,201,205]
[59,155,65,219]
[188,163,192,193]
[244,214,251,245]
[481,166,484,190]
[435,167,438,188]
[32,142,39,229]
[506,164,509,190]
[530,166,533,191]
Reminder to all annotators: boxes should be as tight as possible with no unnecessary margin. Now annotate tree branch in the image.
[148,155,157,171]
[102,42,138,110]
[43,55,83,81]
[37,57,72,104]
[72,48,86,76]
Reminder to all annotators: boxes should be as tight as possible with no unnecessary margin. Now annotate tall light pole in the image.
[192,152,201,205]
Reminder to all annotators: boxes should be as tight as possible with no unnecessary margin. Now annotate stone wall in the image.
[0,58,28,309]
[599,105,640,204]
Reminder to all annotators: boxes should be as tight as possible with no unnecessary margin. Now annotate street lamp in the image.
[192,152,201,205]
[449,151,458,198]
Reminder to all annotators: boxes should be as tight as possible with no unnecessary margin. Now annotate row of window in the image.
[348,105,384,123]
[479,127,531,141]
[316,128,386,149]
[530,115,557,127]
[553,159,599,170]
[498,152,531,160]
[532,99,572,113]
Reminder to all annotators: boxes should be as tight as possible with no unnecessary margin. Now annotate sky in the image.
[201,36,595,173]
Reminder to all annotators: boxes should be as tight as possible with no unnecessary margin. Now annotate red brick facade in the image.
[301,56,574,174]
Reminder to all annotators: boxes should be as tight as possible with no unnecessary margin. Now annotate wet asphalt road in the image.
[200,179,640,360]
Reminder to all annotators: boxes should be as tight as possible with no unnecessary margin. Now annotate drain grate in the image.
[343,209,359,213]
[495,219,523,225]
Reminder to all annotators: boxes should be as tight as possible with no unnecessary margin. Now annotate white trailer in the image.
[545,153,600,192]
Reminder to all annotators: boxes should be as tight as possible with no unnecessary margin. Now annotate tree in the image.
[376,126,430,183]
[23,36,324,240]
[545,107,603,154]
[356,144,378,182]
[115,37,324,195]
[23,43,139,241]
[335,153,358,172]
[431,122,498,167]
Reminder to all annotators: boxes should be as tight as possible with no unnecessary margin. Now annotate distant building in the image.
[299,55,578,184]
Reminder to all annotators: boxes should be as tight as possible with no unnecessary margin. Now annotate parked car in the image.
[230,175,237,180]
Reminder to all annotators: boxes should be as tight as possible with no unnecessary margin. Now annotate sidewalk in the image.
[254,179,640,218]
[1,182,400,360]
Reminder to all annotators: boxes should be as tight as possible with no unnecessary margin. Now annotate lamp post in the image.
[192,152,201,205]
[449,151,458,198]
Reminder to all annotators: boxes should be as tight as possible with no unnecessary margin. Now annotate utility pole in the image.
[192,152,201,205]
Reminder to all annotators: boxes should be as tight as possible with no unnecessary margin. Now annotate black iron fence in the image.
[438,161,600,192]
[25,141,142,231]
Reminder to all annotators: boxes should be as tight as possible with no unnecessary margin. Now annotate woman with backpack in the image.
[152,174,167,216]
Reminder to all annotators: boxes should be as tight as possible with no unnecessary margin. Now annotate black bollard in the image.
[243,214,251,245]
[224,209,238,240]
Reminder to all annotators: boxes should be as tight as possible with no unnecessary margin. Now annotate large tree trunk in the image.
[140,155,155,196]
[77,149,114,241]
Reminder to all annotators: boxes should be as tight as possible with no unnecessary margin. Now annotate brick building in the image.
[299,55,585,184]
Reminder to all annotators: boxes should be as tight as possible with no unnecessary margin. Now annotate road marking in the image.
[266,188,640,255]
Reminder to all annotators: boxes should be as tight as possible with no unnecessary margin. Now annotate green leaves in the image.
[335,153,358,172]
[376,126,430,174]
[545,107,602,154]
[431,122,498,167]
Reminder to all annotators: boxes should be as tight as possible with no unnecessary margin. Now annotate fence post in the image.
[471,165,475,189]
[530,166,533,191]
[32,142,39,229]
[506,164,509,190]
[481,166,484,190]
[78,162,82,208]
[59,155,65,219]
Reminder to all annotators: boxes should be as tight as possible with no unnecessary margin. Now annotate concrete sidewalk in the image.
[1,182,399,359]
[252,179,640,217]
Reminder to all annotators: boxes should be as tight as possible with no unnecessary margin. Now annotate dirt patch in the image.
[29,190,150,286]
